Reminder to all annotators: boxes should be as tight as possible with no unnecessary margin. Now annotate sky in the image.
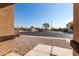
[14,3,73,28]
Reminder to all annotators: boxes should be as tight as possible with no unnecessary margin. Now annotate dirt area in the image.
[0,39,14,56]
[14,35,72,56]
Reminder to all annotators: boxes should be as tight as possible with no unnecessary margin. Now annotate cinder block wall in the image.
[0,4,14,36]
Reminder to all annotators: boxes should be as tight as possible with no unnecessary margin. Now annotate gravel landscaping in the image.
[14,35,72,56]
[0,40,14,56]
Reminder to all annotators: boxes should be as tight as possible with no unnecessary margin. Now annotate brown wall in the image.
[0,4,14,36]
[0,4,14,55]
[73,3,79,44]
[72,3,79,56]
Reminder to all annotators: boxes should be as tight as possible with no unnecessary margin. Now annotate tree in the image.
[42,23,50,30]
[70,22,73,30]
[31,26,34,28]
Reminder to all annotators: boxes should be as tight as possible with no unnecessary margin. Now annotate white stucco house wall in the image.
[66,22,73,32]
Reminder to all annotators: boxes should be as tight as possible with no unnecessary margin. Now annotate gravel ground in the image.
[0,40,14,56]
[14,35,72,56]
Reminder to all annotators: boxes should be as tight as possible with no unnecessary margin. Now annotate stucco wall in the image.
[0,4,14,55]
[72,3,79,56]
[0,4,14,36]
[73,3,79,44]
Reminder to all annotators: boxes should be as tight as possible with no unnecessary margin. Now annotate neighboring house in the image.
[66,22,73,32]
[31,27,37,32]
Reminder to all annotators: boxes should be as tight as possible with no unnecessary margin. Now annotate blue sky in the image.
[14,3,73,28]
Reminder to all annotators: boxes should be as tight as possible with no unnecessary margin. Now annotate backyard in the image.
[13,32,73,56]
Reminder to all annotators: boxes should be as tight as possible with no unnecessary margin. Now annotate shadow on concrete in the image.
[50,54,57,56]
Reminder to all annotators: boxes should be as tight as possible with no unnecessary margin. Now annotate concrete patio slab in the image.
[33,44,52,54]
[5,52,20,56]
[25,44,52,56]
[52,46,73,56]
[66,40,70,43]
[25,49,49,56]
